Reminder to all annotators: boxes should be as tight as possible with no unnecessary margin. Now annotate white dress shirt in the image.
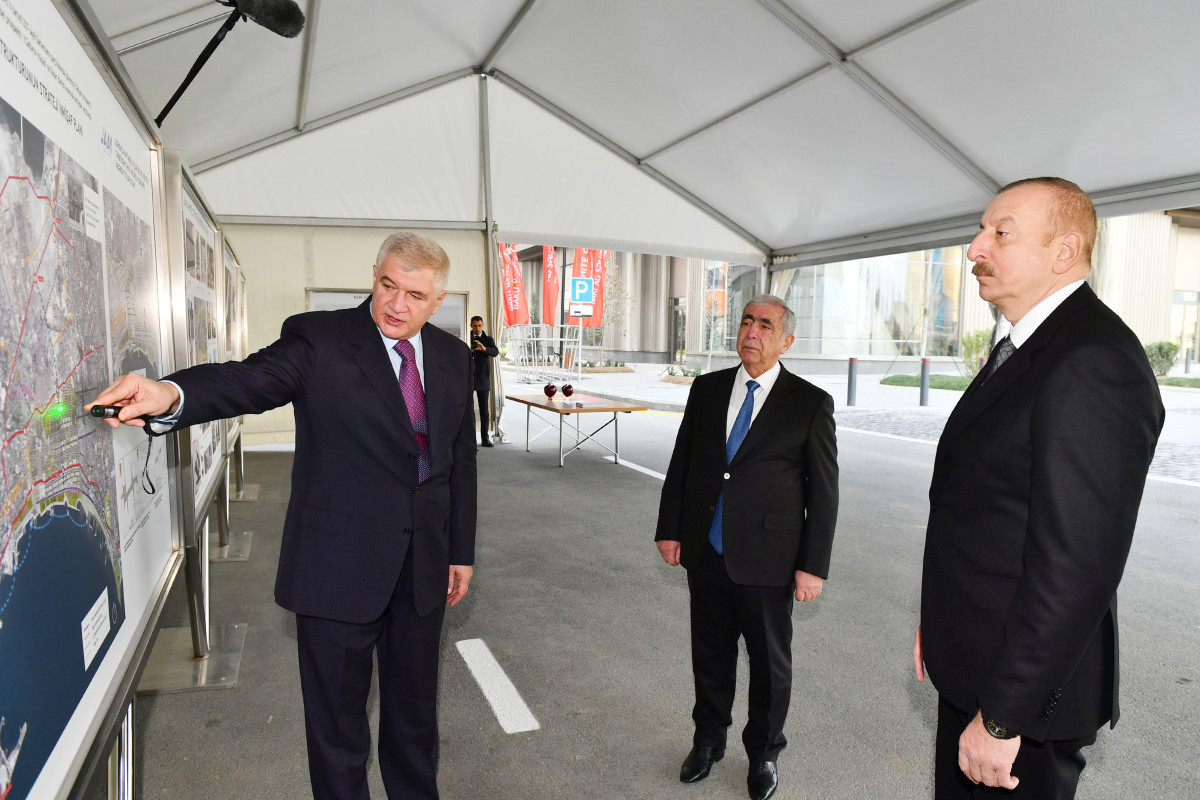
[725,361,782,440]
[1008,280,1086,349]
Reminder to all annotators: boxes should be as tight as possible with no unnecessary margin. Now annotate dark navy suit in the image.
[922,284,1163,797]
[656,365,838,761]
[164,299,476,799]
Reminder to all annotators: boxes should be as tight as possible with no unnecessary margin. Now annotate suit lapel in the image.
[705,370,738,462]
[938,283,1099,450]
[420,324,454,451]
[348,300,415,436]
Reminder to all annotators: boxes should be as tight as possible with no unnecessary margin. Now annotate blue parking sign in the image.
[570,277,594,303]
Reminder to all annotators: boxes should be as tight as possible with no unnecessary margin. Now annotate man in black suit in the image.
[469,315,499,446]
[90,232,477,800]
[914,178,1164,799]
[656,295,838,800]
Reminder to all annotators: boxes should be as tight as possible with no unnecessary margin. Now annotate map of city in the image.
[0,91,157,800]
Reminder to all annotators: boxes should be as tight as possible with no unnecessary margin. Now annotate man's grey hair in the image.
[375,232,451,291]
[743,294,796,338]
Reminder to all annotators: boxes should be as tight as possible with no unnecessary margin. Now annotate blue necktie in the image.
[708,379,759,554]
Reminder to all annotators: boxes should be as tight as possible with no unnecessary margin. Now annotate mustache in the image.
[971,262,994,277]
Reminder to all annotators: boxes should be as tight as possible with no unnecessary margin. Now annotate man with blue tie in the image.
[656,295,839,800]
[89,232,476,800]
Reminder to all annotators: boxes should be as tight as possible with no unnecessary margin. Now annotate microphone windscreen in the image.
[234,0,305,38]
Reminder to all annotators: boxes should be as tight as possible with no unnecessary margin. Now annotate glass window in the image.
[771,246,966,357]
[700,262,758,352]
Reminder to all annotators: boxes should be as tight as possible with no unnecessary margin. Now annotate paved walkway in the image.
[499,362,1200,484]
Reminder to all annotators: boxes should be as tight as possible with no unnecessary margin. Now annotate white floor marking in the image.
[610,456,666,480]
[838,426,938,446]
[456,639,540,734]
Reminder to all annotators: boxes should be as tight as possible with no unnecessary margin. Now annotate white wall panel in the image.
[196,77,481,222]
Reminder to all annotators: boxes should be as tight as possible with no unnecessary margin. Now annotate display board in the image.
[223,242,242,448]
[0,0,174,797]
[181,188,223,510]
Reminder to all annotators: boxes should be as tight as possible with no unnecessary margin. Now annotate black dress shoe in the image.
[479,439,494,447]
[747,761,778,800]
[679,745,724,783]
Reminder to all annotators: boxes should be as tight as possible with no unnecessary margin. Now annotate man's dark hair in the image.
[470,315,483,324]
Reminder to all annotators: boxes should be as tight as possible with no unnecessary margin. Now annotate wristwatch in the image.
[983,715,1017,740]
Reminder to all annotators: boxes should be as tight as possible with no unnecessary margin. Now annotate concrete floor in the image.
[97,393,1200,799]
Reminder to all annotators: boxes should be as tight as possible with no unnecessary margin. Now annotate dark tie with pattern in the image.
[708,379,760,554]
[984,336,1015,382]
[394,339,430,483]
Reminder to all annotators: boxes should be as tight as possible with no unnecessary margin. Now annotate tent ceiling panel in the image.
[195,77,481,223]
[302,0,524,122]
[490,82,764,264]
[89,0,211,39]
[857,0,1200,194]
[119,19,304,164]
[495,0,827,157]
[85,0,1200,264]
[649,69,993,249]
[782,0,972,52]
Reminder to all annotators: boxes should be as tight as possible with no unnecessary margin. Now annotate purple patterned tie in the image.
[394,339,430,483]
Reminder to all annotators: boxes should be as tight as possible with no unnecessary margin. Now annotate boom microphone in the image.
[220,0,306,39]
[155,0,306,127]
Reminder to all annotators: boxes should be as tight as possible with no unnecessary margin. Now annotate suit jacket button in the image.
[404,527,413,534]
[408,453,417,459]
[709,505,716,512]
[723,472,730,479]
[412,488,420,495]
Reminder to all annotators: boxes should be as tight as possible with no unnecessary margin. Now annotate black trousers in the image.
[687,542,794,762]
[935,697,1096,800]
[295,542,446,800]
[475,389,490,441]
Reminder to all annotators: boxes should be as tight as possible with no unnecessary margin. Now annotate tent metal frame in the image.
[153,0,1200,265]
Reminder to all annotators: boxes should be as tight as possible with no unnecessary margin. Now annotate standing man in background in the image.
[90,232,476,800]
[915,177,1164,799]
[655,294,838,800]
[470,314,499,446]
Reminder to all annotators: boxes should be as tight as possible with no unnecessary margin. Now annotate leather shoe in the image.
[479,439,494,447]
[747,761,778,800]
[679,745,724,783]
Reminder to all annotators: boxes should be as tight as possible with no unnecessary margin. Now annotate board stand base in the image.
[210,530,252,562]
[137,622,247,695]
[230,484,260,502]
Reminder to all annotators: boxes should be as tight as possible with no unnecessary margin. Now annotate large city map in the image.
[0,89,162,799]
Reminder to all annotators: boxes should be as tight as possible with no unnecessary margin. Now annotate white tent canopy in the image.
[89,0,1200,265]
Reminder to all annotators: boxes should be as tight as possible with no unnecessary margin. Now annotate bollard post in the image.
[1187,348,1192,375]
[920,359,931,407]
[847,357,857,406]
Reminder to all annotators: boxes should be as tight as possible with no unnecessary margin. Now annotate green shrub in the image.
[1144,341,1180,376]
[960,329,991,377]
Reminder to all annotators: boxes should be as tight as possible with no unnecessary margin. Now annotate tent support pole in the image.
[480,74,506,442]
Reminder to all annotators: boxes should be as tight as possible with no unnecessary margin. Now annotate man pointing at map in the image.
[89,231,477,800]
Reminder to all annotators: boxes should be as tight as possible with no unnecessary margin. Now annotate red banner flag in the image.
[542,245,558,326]
[499,242,529,326]
[589,249,610,329]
